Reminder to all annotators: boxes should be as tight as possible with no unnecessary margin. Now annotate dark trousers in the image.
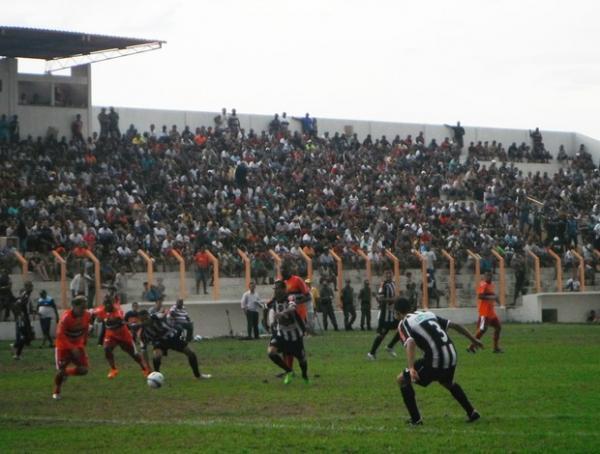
[196,268,208,294]
[246,310,259,339]
[360,306,371,329]
[40,317,53,344]
[343,305,356,330]
[513,272,527,304]
[321,302,338,331]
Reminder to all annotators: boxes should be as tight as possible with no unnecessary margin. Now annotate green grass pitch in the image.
[1,324,599,452]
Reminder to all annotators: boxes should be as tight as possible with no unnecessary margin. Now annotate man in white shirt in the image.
[241,281,262,340]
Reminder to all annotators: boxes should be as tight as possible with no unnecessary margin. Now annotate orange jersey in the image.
[56,310,92,350]
[92,303,131,342]
[285,275,310,320]
[477,280,496,317]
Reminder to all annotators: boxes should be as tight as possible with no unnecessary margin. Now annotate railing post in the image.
[571,249,586,292]
[51,250,68,309]
[137,249,154,287]
[490,250,506,307]
[466,249,481,294]
[412,250,428,309]
[169,249,187,300]
[299,248,313,281]
[354,247,372,284]
[329,250,343,307]
[205,251,220,300]
[546,248,563,292]
[526,250,541,293]
[237,248,251,291]
[269,250,282,281]
[384,249,401,295]
[441,250,456,308]
[13,250,29,279]
[83,249,101,306]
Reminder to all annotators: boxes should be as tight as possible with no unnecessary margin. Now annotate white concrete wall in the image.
[2,292,599,340]
[89,106,600,160]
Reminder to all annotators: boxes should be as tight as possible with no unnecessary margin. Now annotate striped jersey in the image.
[168,305,191,324]
[140,314,181,347]
[398,311,457,369]
[268,297,305,342]
[378,279,397,323]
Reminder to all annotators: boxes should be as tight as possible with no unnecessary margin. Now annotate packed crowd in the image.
[1,109,600,292]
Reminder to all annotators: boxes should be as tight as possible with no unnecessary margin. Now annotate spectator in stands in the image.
[108,107,120,139]
[97,107,109,138]
[445,121,465,149]
[71,114,84,142]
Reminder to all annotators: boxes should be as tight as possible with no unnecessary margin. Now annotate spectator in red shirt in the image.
[194,246,211,295]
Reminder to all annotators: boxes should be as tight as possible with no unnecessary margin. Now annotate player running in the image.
[367,270,401,359]
[53,296,92,400]
[137,309,211,380]
[91,295,150,379]
[395,297,482,425]
[267,280,309,384]
[468,271,503,353]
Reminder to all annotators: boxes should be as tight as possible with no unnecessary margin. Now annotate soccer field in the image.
[1,324,599,453]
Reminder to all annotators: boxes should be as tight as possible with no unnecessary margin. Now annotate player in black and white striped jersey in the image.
[266,280,309,384]
[367,270,401,360]
[395,298,482,426]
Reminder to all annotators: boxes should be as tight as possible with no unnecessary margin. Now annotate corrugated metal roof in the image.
[0,26,165,60]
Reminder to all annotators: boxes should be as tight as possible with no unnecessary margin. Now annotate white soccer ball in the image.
[147,371,164,389]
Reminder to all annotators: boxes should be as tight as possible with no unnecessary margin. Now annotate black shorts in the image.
[378,319,399,333]
[155,337,188,354]
[269,335,305,360]
[404,358,456,387]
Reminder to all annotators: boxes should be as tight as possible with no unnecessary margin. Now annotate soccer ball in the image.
[147,371,164,389]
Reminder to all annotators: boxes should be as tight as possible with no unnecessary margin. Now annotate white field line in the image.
[1,414,599,438]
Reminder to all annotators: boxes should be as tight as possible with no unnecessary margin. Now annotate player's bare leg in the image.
[121,342,150,376]
[183,346,211,379]
[104,346,119,378]
[268,345,292,380]
[53,364,88,400]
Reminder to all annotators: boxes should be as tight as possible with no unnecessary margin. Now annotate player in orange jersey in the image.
[92,294,150,379]
[53,296,91,400]
[281,261,311,373]
[468,271,503,353]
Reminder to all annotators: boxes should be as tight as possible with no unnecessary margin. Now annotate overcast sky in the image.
[5,0,600,138]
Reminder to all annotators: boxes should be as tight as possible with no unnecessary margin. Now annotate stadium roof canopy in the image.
[0,26,164,71]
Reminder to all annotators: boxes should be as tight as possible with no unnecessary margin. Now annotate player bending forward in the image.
[267,280,309,384]
[91,295,150,379]
[137,310,211,380]
[53,296,91,400]
[395,297,482,425]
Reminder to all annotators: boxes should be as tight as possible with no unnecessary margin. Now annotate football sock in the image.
[284,354,294,369]
[269,352,292,372]
[299,359,308,379]
[449,383,474,416]
[387,332,401,349]
[493,328,501,350]
[133,353,145,368]
[53,373,64,393]
[370,335,384,355]
[153,357,161,372]
[105,349,116,369]
[400,383,421,423]
[188,352,200,378]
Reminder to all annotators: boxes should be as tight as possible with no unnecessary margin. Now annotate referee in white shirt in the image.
[241,281,262,339]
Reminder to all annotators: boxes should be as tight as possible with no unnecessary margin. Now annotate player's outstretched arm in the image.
[448,322,483,349]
